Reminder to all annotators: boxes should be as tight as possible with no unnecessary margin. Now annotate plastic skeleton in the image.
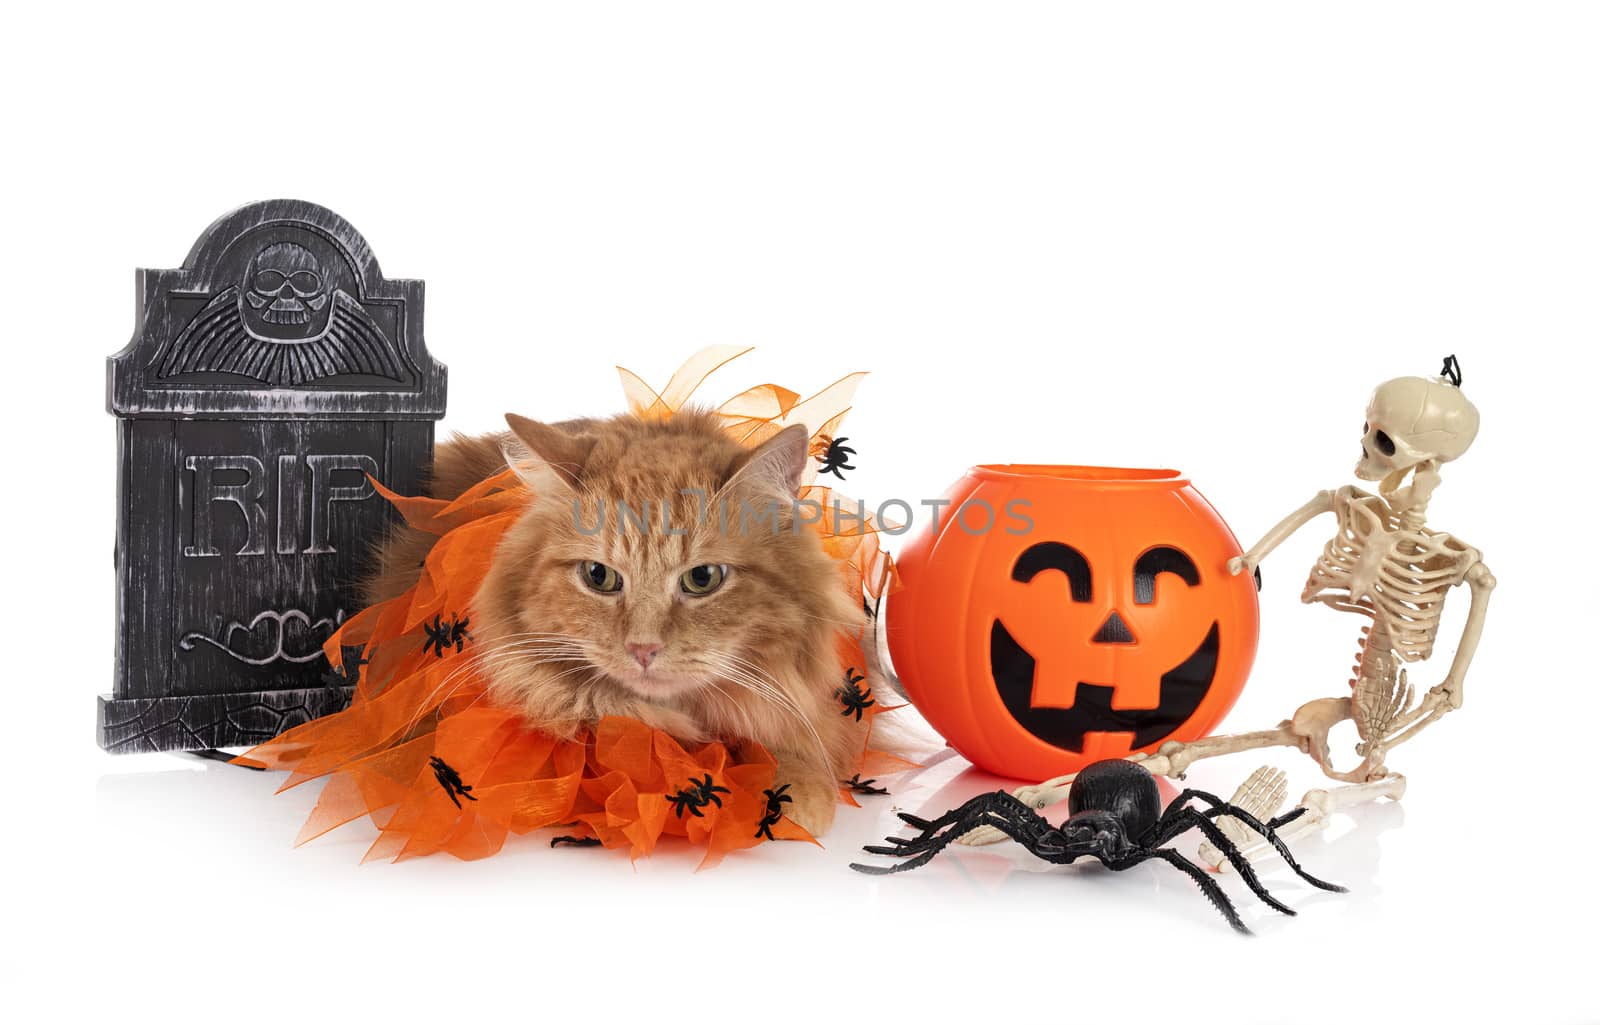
[963,358,1495,859]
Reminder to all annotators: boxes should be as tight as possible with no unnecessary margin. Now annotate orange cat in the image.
[365,410,868,834]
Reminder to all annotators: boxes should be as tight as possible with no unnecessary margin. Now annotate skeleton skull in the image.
[244,243,329,327]
[1356,373,1480,483]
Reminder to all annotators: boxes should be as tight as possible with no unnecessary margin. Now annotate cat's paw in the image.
[776,776,838,836]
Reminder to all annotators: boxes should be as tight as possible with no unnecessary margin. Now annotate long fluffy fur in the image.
[363,410,867,833]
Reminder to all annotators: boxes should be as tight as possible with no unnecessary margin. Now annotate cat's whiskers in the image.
[418,658,606,740]
[493,657,607,728]
[716,667,815,737]
[434,649,599,732]
[716,653,814,720]
[393,650,505,736]
[712,672,830,773]
[699,679,759,742]
[775,606,862,632]
[699,664,790,737]
[717,650,838,763]
[701,651,830,770]
[400,638,591,734]
[701,653,796,713]
[407,623,844,774]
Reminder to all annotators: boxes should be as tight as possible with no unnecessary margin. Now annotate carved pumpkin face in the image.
[887,465,1259,781]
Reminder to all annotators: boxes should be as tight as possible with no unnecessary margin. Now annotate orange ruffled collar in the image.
[237,349,907,867]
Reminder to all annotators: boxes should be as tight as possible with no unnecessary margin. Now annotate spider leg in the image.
[1196,805,1345,893]
[1229,813,1344,892]
[852,822,970,874]
[1112,847,1251,935]
[865,794,1034,857]
[889,791,1041,844]
[1151,787,1234,830]
[1159,809,1299,917]
[1268,806,1309,830]
[1158,791,1346,894]
[852,793,1060,875]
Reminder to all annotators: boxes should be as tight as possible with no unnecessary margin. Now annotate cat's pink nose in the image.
[627,641,664,669]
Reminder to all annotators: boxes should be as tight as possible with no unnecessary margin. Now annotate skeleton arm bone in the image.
[1379,559,1493,749]
[1226,490,1336,577]
[1428,560,1494,711]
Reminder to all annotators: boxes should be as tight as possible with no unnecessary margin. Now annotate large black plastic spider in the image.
[816,436,856,479]
[851,759,1345,935]
[667,774,730,818]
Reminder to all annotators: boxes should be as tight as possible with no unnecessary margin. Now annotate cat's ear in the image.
[504,414,598,491]
[728,423,810,497]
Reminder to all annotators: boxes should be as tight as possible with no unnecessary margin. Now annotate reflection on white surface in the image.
[75,636,1579,1025]
[843,744,1400,925]
[67,714,1580,1025]
[92,737,1401,925]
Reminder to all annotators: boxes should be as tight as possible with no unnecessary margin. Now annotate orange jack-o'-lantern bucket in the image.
[886,465,1259,781]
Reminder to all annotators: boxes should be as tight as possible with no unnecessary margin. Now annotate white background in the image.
[5,3,1597,1022]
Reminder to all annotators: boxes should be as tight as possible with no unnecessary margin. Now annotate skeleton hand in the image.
[1428,675,1463,710]
[1198,765,1288,868]
[1226,555,1256,577]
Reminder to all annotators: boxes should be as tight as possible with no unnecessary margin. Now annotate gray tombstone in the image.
[102,200,447,753]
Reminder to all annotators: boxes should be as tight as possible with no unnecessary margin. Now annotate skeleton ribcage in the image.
[1301,487,1478,662]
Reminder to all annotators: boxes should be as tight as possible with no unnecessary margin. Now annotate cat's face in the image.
[474,412,855,735]
[542,481,799,701]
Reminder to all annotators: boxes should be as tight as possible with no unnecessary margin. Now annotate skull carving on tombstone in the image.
[243,242,330,333]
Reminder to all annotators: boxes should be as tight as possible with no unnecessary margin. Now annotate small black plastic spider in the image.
[816,436,857,480]
[318,649,368,689]
[836,668,875,722]
[755,784,793,840]
[851,759,1345,935]
[421,613,472,659]
[429,756,478,810]
[549,835,602,848]
[842,774,889,796]
[667,774,731,819]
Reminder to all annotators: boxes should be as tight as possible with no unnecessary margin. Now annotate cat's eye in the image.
[580,561,623,593]
[679,564,728,596]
